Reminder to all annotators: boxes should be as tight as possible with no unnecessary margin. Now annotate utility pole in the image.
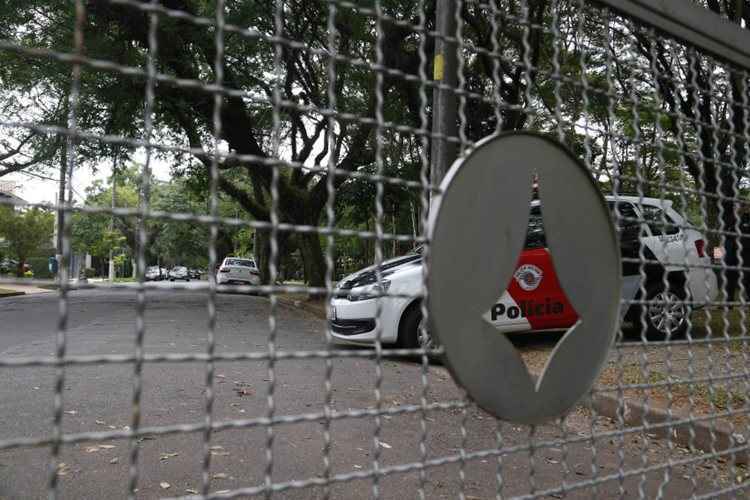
[430,0,458,196]
[55,141,68,280]
[108,152,118,282]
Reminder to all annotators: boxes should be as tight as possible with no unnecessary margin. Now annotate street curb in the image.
[0,291,25,298]
[276,296,327,319]
[591,392,748,465]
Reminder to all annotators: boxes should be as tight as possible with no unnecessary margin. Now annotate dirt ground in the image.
[517,307,750,432]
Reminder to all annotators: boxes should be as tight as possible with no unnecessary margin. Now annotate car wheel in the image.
[398,304,440,354]
[635,282,690,340]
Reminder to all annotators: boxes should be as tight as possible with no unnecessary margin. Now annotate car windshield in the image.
[225,259,255,268]
[174,267,186,271]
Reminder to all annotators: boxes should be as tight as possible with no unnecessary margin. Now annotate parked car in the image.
[188,268,202,279]
[0,259,31,275]
[145,265,164,281]
[169,266,191,281]
[0,259,17,274]
[217,257,261,286]
[329,196,718,347]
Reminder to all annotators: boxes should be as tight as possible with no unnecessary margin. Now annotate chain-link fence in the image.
[0,0,749,498]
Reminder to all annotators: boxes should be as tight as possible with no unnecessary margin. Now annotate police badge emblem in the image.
[514,264,543,291]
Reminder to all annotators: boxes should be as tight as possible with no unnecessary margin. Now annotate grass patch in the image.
[620,363,668,386]
[692,384,747,411]
[691,307,749,338]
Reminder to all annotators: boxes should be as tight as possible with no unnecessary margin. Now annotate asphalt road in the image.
[0,286,735,499]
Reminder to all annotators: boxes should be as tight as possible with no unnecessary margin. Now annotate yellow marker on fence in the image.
[434,53,444,80]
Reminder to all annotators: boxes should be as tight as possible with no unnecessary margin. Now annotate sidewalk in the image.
[0,283,54,296]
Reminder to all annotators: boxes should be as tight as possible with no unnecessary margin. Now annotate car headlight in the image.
[347,280,390,301]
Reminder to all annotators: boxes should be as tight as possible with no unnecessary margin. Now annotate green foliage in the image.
[71,168,246,270]
[148,177,211,268]
[27,256,53,279]
[232,227,255,258]
[0,206,55,276]
[71,164,141,259]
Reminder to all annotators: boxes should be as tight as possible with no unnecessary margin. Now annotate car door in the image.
[482,206,577,333]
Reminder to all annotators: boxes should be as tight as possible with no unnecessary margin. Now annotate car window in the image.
[607,201,638,223]
[609,201,646,241]
[225,259,256,268]
[524,206,546,249]
[640,205,679,236]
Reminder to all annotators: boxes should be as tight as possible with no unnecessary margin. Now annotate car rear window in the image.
[225,259,256,268]
[640,205,679,236]
[524,206,546,249]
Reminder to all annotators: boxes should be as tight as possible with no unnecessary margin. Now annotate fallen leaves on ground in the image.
[56,463,71,476]
[85,444,116,453]
[160,452,179,461]
[160,481,171,490]
[233,382,254,396]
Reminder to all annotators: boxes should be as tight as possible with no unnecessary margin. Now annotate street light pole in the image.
[430,0,458,194]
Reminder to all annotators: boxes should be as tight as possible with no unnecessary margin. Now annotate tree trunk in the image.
[255,230,291,285]
[255,229,272,285]
[298,232,326,287]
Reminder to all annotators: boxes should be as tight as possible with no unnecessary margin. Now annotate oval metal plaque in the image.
[427,132,621,424]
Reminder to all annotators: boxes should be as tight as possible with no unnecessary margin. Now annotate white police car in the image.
[328,196,718,346]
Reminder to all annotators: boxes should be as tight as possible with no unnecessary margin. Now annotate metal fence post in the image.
[430,0,458,191]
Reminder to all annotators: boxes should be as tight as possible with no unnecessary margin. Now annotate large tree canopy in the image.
[1,1,749,283]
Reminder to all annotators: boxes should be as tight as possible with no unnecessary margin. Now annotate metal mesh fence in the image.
[0,0,749,498]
